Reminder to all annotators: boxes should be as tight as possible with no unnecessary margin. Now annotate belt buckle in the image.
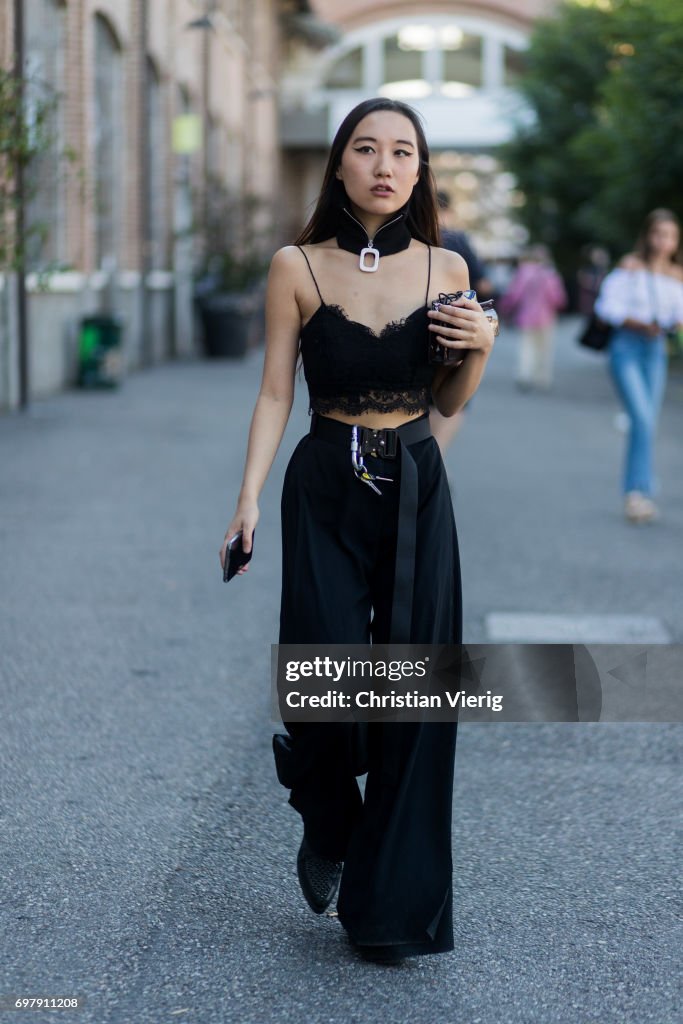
[359,427,397,459]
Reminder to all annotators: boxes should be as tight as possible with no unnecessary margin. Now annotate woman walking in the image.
[595,209,683,523]
[500,244,567,391]
[219,98,496,963]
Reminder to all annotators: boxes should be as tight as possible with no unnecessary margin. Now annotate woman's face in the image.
[648,218,680,259]
[335,111,421,220]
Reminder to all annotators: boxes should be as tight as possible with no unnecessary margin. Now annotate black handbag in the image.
[578,312,612,351]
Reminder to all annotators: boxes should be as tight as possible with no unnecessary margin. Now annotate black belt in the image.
[309,412,432,642]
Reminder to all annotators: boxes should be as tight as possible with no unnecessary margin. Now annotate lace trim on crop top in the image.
[297,245,434,416]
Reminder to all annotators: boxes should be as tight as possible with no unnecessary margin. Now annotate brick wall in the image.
[1,0,282,276]
[0,0,284,408]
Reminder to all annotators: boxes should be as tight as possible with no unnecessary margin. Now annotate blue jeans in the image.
[608,327,668,496]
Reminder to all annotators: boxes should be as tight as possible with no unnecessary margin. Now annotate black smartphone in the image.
[223,530,254,582]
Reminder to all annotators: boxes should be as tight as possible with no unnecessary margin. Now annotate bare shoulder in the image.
[268,245,311,290]
[433,245,470,288]
[271,240,336,271]
[664,264,683,283]
[618,253,645,271]
[616,252,683,282]
[270,244,305,273]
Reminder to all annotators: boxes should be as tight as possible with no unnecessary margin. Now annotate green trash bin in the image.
[78,315,124,388]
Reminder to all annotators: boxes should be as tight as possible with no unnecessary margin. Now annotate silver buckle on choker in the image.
[359,246,380,272]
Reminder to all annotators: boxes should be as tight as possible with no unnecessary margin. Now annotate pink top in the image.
[500,261,567,329]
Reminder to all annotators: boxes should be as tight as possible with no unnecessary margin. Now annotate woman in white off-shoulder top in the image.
[595,209,683,523]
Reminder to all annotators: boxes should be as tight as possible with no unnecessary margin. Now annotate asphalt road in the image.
[1,318,681,1024]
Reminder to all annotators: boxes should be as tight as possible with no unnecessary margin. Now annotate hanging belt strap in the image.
[309,412,432,642]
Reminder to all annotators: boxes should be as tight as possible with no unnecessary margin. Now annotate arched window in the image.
[320,19,526,101]
[24,0,66,270]
[383,34,423,87]
[326,48,363,90]
[442,32,482,93]
[94,13,124,270]
[503,45,527,87]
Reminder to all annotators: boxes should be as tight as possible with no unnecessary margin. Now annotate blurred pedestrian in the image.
[500,244,567,391]
[577,245,610,317]
[594,208,683,523]
[430,190,493,456]
[219,98,496,963]
[487,256,516,298]
[435,189,493,298]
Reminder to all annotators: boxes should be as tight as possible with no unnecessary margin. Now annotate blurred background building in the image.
[0,0,288,409]
[281,0,558,257]
[0,0,560,411]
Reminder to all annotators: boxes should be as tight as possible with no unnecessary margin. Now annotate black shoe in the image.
[351,943,408,965]
[296,837,343,914]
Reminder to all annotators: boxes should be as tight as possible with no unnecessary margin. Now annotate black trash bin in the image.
[199,293,256,358]
[78,315,124,388]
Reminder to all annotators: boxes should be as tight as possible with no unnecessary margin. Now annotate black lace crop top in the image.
[297,245,435,416]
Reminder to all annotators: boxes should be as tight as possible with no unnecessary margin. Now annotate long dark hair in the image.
[294,98,440,247]
[635,208,682,267]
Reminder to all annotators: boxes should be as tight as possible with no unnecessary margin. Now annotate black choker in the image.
[336,204,412,272]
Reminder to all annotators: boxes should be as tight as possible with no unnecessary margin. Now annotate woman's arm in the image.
[219,246,302,573]
[674,269,683,330]
[429,251,497,417]
[621,317,661,337]
[595,260,661,336]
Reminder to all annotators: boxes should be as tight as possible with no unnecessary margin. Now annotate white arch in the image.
[280,10,531,149]
[310,12,528,94]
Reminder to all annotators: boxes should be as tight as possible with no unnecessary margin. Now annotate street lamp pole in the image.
[139,0,151,366]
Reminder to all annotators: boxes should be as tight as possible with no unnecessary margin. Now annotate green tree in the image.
[503,0,683,274]
[574,0,683,249]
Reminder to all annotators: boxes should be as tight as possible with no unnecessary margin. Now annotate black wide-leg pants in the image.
[273,425,462,956]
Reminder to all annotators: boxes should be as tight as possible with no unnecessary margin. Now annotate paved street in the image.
[1,318,681,1024]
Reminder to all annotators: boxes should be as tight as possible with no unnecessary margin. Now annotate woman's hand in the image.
[622,318,662,338]
[219,499,259,577]
[427,295,496,359]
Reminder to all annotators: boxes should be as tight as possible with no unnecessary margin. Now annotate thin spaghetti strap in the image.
[297,245,324,304]
[425,245,432,304]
